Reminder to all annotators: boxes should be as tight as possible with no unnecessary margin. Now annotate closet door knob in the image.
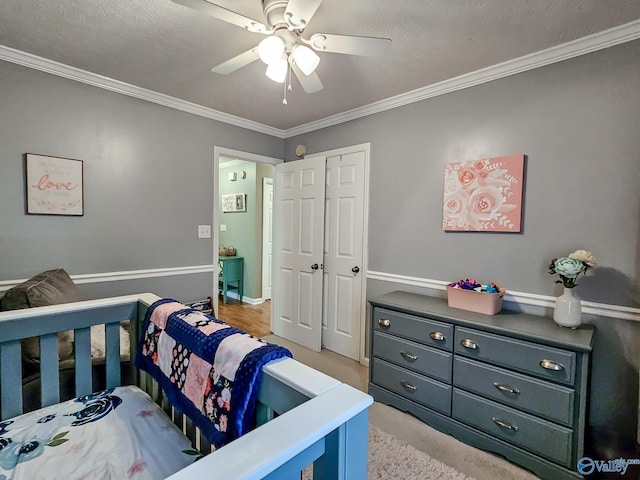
[311,263,319,270]
[352,266,360,273]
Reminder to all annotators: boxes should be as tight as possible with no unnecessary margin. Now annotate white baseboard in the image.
[219,291,264,305]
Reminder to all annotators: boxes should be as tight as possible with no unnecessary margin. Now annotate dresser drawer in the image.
[372,358,451,415]
[373,307,453,351]
[453,357,575,426]
[455,327,576,385]
[452,389,573,467]
[374,331,452,383]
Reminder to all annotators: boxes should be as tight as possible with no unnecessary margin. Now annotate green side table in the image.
[219,256,243,304]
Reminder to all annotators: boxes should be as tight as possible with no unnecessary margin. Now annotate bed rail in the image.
[0,293,373,479]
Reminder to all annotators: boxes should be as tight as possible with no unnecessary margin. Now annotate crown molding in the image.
[366,270,640,323]
[284,19,640,137]
[1,18,639,140]
[0,46,285,139]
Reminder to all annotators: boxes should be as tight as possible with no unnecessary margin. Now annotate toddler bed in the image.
[0,293,372,479]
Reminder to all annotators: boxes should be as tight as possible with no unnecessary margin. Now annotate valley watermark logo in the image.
[577,457,640,476]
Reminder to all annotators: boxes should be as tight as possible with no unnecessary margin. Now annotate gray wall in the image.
[286,41,640,440]
[0,60,283,302]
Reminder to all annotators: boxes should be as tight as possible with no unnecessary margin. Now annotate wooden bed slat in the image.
[74,327,92,397]
[39,333,61,408]
[263,437,324,480]
[0,340,22,419]
[104,322,120,388]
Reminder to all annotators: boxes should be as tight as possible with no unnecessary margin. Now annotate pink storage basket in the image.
[446,285,505,315]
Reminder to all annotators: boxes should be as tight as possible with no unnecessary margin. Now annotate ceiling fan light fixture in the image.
[291,44,320,76]
[265,56,288,83]
[258,35,285,65]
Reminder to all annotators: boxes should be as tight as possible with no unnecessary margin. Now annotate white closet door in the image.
[271,156,326,352]
[322,151,366,360]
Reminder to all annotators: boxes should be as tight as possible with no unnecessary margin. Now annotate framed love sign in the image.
[26,153,84,216]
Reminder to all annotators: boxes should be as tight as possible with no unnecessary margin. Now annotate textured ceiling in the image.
[1,0,640,131]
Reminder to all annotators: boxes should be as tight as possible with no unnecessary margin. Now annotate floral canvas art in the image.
[442,154,525,232]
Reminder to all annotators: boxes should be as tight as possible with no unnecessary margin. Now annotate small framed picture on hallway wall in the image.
[222,193,246,212]
[25,153,84,216]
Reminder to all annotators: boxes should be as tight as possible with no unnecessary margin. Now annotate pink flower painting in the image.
[442,154,525,232]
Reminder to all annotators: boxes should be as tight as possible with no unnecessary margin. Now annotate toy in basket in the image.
[446,278,505,315]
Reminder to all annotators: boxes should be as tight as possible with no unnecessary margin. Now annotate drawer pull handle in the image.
[460,339,478,350]
[400,381,417,392]
[492,417,519,432]
[400,351,418,362]
[539,359,565,371]
[493,383,520,395]
[378,318,391,327]
[430,332,446,342]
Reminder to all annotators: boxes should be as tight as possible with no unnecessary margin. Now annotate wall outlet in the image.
[198,225,211,238]
[220,224,227,231]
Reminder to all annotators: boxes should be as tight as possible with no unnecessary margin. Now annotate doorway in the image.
[213,147,283,321]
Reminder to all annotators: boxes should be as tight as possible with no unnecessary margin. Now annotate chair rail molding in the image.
[0,265,215,292]
[366,270,640,323]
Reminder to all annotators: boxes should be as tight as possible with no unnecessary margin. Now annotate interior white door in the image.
[261,178,273,301]
[322,151,366,360]
[272,156,326,352]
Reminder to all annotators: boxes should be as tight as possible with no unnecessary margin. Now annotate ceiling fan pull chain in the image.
[282,61,293,105]
[282,74,288,105]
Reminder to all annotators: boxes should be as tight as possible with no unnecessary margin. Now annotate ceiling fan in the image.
[172,0,392,103]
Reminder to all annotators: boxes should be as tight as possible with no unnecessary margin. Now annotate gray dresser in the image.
[368,291,595,480]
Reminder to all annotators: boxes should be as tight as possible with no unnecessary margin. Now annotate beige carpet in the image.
[263,335,540,480]
[303,423,474,480]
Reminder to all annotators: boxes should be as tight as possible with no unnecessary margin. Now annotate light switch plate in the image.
[220,224,227,231]
[198,225,211,238]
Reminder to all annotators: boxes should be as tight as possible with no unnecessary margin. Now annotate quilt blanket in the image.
[134,298,292,449]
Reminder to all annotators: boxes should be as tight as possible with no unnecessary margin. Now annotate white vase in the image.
[553,287,582,328]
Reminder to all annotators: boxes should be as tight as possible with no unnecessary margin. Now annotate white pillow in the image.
[90,324,131,359]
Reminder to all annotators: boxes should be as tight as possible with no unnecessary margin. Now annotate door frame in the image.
[306,143,371,366]
[261,177,273,301]
[212,147,283,316]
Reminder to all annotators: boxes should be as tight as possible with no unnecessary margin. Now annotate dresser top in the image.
[369,291,595,352]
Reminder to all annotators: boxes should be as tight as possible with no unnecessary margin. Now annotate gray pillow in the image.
[1,268,80,310]
[1,268,79,362]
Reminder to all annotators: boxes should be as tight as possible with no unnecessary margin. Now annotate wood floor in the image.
[215,295,272,338]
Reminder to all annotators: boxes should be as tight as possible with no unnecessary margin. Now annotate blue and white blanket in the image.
[134,298,292,449]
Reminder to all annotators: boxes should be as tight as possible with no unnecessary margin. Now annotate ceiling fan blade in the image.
[284,0,323,30]
[211,47,260,75]
[172,0,268,34]
[307,33,392,56]
[291,62,323,93]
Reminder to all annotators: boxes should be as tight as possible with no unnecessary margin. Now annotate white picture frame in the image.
[222,193,246,212]
[26,153,84,216]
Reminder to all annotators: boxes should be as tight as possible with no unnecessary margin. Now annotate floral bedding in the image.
[0,386,196,480]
